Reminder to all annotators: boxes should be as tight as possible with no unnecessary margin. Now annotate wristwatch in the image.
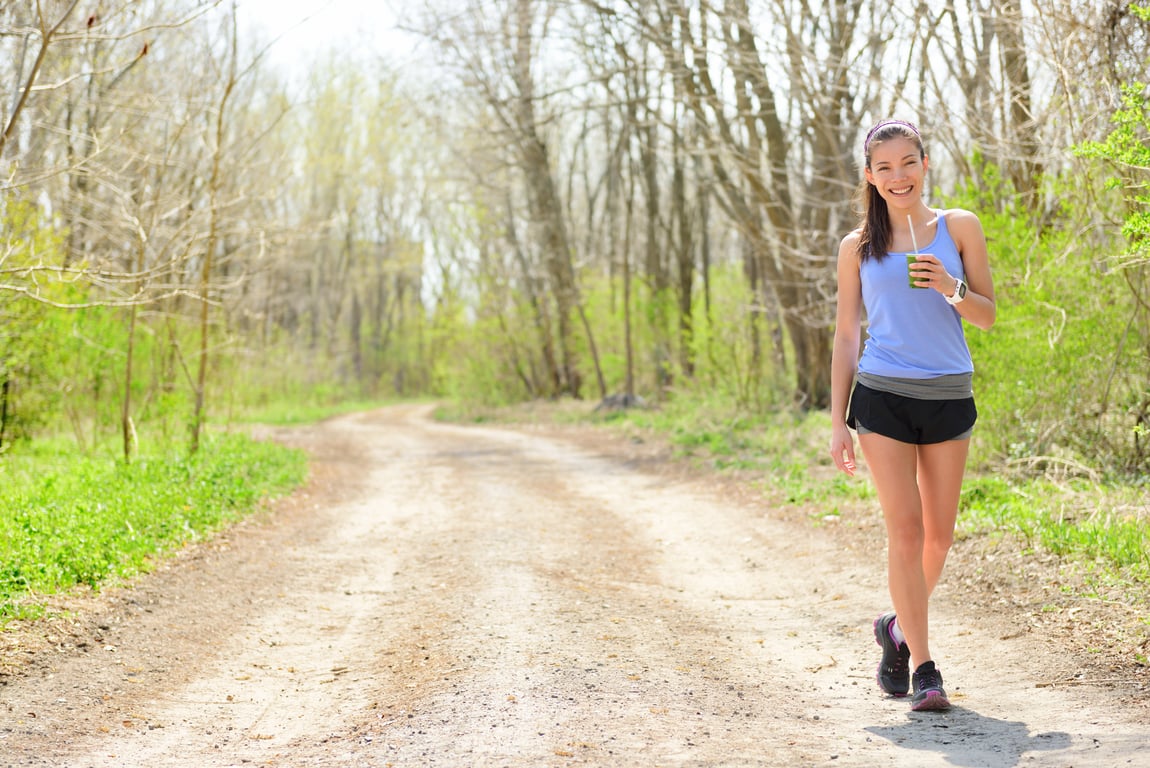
[945,278,968,305]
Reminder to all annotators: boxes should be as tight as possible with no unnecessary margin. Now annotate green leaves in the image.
[0,434,306,622]
[1074,77,1150,262]
[943,150,1150,477]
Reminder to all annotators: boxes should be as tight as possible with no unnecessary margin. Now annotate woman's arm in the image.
[830,232,863,476]
[943,209,997,331]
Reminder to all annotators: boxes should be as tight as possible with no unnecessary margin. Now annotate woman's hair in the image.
[855,120,925,262]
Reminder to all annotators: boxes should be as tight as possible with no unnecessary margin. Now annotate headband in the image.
[864,120,921,152]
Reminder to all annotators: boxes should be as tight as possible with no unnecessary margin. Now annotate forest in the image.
[1,0,1148,481]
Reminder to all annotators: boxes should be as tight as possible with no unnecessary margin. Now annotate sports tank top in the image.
[857,211,973,379]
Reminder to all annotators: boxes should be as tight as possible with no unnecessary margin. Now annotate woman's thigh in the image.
[858,431,922,531]
[916,438,970,538]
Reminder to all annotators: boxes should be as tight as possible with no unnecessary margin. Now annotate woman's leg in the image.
[857,432,932,669]
[916,438,970,595]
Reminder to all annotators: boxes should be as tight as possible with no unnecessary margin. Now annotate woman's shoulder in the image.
[840,227,863,248]
[938,208,989,261]
[939,207,985,241]
[939,207,983,231]
[838,228,864,262]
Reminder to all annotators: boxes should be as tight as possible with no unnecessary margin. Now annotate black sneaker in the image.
[910,660,951,711]
[873,612,910,696]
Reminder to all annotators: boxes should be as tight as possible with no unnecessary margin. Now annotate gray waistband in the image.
[857,371,973,400]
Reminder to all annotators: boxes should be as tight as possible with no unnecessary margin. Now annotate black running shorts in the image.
[847,382,976,445]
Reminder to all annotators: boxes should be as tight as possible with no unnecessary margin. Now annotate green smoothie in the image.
[907,253,929,289]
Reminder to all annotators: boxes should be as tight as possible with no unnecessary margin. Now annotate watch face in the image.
[958,281,967,298]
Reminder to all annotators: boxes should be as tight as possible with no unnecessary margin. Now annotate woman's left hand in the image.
[910,254,958,296]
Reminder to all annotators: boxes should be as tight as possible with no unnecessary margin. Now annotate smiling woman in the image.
[829,118,997,714]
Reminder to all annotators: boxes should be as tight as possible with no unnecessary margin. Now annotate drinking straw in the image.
[908,214,919,254]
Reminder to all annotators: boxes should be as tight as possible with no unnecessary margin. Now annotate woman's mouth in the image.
[889,185,914,196]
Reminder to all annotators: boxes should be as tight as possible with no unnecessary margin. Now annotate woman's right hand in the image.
[830,422,856,477]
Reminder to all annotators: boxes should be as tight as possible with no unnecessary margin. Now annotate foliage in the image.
[0,197,80,443]
[0,433,306,621]
[1052,3,1150,478]
[1,2,1147,502]
[942,157,1148,477]
[1075,5,1150,264]
[958,475,1149,580]
[680,267,791,412]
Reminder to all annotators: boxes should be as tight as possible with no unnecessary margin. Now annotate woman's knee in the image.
[922,505,957,553]
[887,521,925,556]
[925,528,954,554]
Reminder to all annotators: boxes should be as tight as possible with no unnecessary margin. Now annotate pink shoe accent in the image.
[910,690,951,712]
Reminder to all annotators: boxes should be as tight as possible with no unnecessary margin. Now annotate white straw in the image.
[907,214,919,254]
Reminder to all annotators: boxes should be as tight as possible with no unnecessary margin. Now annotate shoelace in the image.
[886,643,909,674]
[914,668,942,692]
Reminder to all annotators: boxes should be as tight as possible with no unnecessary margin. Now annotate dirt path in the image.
[1,404,1147,767]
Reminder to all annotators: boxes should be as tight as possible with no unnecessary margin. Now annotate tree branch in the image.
[0,0,82,161]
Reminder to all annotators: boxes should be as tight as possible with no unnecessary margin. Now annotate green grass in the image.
[0,433,307,622]
[232,397,401,425]
[958,476,1150,577]
[615,394,876,506]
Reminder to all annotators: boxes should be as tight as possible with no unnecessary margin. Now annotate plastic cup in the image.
[907,253,929,289]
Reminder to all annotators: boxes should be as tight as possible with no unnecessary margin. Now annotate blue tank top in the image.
[857,211,973,378]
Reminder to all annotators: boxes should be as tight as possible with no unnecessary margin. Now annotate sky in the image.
[236,0,420,73]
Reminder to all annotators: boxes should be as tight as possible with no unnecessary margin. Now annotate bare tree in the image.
[0,0,81,162]
[415,0,598,399]
[624,0,870,408]
[1,1,228,454]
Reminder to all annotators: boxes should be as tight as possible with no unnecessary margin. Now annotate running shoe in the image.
[910,660,951,711]
[873,612,910,696]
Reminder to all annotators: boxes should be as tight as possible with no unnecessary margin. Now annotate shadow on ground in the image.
[865,708,1072,768]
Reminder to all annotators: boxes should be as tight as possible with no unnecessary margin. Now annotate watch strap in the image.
[945,279,967,305]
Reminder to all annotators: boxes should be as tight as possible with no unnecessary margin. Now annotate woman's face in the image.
[864,136,929,211]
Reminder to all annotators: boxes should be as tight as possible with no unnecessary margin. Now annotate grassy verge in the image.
[958,476,1150,582]
[231,397,401,426]
[0,432,307,623]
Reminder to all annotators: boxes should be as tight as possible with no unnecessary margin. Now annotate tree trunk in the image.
[512,0,582,397]
[996,0,1042,203]
[192,3,239,454]
[672,126,696,379]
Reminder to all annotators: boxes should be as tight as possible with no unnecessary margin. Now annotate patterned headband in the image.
[864,120,921,152]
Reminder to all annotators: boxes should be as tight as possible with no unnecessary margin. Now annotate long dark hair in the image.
[855,120,925,262]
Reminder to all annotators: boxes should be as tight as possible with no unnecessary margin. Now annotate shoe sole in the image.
[873,613,909,697]
[910,690,951,711]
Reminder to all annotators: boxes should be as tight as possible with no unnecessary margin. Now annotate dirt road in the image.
[1,404,1147,767]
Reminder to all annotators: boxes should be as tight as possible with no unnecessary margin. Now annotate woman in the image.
[829,119,996,711]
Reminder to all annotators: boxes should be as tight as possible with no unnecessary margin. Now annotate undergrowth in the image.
[0,433,306,623]
[959,476,1150,580]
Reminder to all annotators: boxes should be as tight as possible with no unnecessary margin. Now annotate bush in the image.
[943,158,1147,478]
